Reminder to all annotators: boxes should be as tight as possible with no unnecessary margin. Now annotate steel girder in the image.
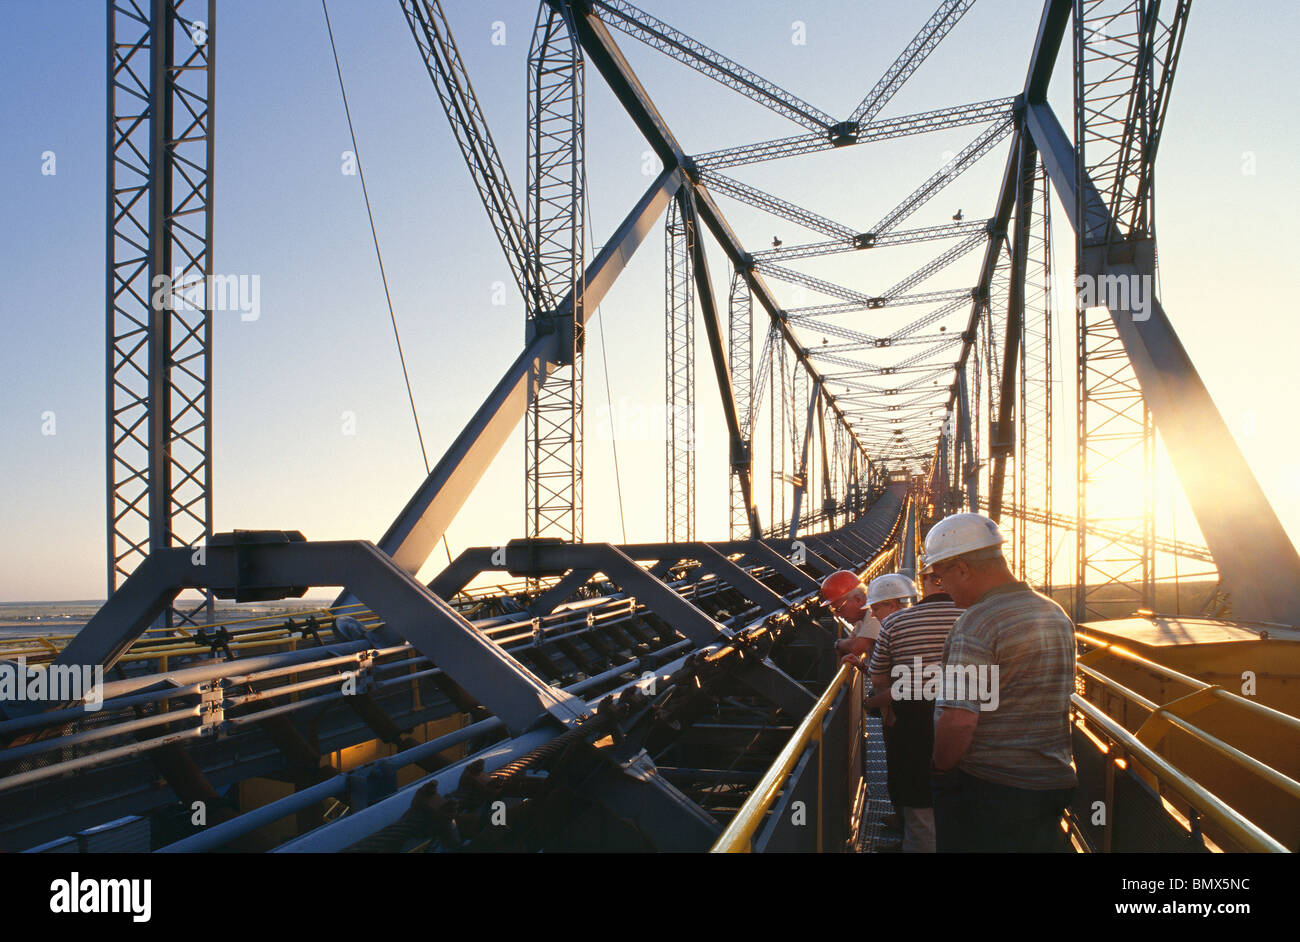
[699,171,855,241]
[729,269,754,539]
[750,219,992,264]
[873,117,1016,237]
[659,0,981,167]
[790,289,972,321]
[848,0,978,124]
[665,195,696,541]
[107,0,215,628]
[883,232,988,300]
[590,0,835,132]
[1015,166,1055,591]
[526,4,586,544]
[35,535,593,733]
[695,98,1016,171]
[400,0,536,307]
[1067,0,1159,618]
[986,131,1039,521]
[679,188,763,538]
[789,379,823,538]
[424,540,828,713]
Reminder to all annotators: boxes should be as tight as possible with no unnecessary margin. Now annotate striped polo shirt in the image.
[867,594,962,683]
[936,581,1077,790]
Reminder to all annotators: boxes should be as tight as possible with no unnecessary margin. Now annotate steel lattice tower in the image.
[982,229,1011,526]
[786,360,809,537]
[526,3,585,543]
[107,0,214,626]
[1072,0,1188,619]
[1017,164,1054,591]
[664,195,695,542]
[727,268,752,539]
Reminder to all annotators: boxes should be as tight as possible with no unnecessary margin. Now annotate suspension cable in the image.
[580,191,628,543]
[321,0,451,563]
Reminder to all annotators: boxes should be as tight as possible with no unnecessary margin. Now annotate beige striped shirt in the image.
[936,581,1077,789]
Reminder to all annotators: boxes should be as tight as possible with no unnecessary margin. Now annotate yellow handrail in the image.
[1070,695,1289,852]
[1076,631,1300,734]
[711,540,901,852]
[712,662,852,852]
[1075,661,1300,803]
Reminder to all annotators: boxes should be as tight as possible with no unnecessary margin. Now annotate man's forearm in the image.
[933,708,978,770]
[835,637,873,660]
[864,686,892,710]
[863,671,892,709]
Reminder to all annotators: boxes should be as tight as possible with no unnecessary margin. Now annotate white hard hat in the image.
[865,572,917,605]
[921,512,1005,573]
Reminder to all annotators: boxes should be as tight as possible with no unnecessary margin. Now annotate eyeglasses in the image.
[928,562,956,585]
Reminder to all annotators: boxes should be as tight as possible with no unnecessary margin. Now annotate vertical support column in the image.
[526,2,585,543]
[988,130,1036,526]
[1017,164,1054,591]
[934,422,951,516]
[727,268,752,539]
[1073,0,1156,620]
[772,339,786,533]
[107,0,214,626]
[665,195,695,541]
[979,231,1010,530]
[956,365,976,511]
[789,359,808,535]
[789,378,821,539]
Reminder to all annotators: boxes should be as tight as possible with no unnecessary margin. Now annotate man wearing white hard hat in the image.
[861,567,963,853]
[921,511,1076,853]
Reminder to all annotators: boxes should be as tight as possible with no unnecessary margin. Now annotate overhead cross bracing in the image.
[685,111,1017,494]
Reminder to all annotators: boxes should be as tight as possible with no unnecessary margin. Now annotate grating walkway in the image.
[854,714,900,853]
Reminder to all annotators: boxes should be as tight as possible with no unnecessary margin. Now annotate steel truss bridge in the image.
[2,0,1298,854]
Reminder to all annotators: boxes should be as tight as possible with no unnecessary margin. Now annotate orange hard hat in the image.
[819,570,861,607]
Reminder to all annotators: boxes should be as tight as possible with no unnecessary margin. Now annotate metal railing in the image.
[712,547,1297,854]
[712,542,901,852]
[1069,695,1289,853]
[1071,631,1299,852]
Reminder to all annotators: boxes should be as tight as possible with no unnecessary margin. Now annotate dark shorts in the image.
[931,766,1073,852]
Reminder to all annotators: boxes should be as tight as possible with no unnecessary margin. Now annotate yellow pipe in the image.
[1076,631,1300,735]
[1070,695,1288,852]
[1080,664,1300,804]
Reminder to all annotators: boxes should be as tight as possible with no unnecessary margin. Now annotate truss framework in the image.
[102,0,1300,639]
[728,269,753,539]
[107,0,214,627]
[526,4,586,543]
[665,196,695,542]
[1016,165,1054,591]
[1073,0,1164,619]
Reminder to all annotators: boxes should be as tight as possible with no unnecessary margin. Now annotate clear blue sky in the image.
[1,0,1297,601]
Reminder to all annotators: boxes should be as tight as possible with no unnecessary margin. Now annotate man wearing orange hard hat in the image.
[821,569,915,666]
